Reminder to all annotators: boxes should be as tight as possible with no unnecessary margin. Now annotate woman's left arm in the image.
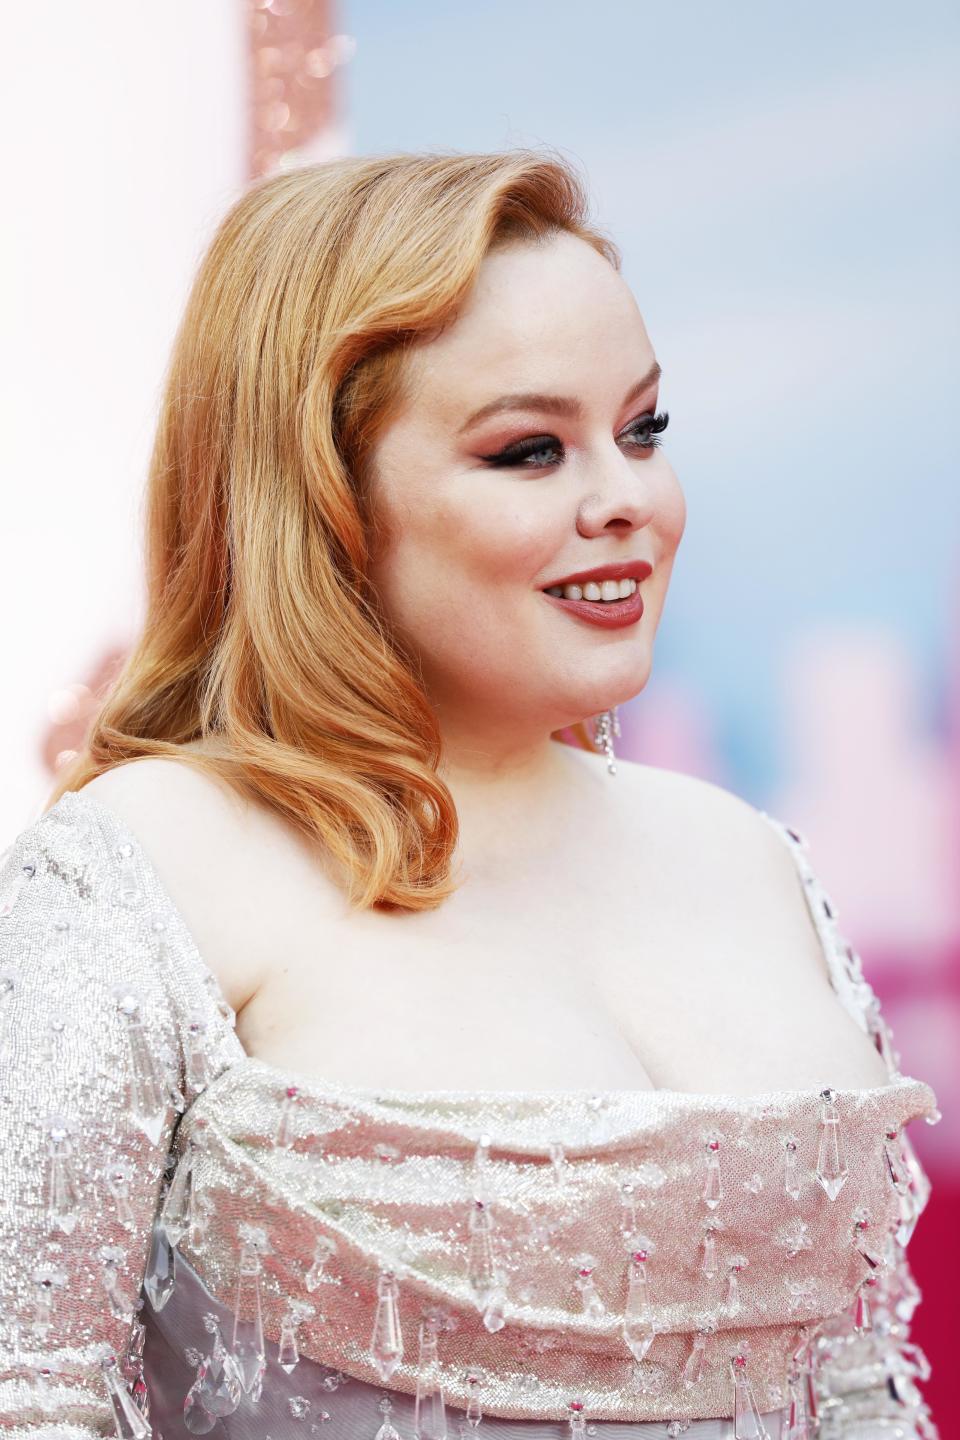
[763,812,940,1440]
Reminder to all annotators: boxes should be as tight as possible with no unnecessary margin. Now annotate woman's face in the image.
[365,230,686,742]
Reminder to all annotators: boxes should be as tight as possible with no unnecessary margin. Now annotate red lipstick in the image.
[541,588,644,628]
[540,559,653,589]
[538,559,651,629]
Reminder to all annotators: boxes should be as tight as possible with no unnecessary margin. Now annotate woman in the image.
[0,150,937,1439]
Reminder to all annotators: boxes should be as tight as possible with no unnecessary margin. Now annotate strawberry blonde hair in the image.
[49,149,621,911]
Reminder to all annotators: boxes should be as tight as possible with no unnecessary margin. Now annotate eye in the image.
[480,410,669,470]
[622,409,670,451]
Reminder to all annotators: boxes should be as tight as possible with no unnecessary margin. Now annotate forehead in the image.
[398,234,651,432]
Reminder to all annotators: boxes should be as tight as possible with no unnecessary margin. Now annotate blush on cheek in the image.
[441,477,563,569]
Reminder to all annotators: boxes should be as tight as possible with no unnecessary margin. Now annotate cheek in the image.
[398,484,559,595]
[370,481,560,653]
[446,482,560,586]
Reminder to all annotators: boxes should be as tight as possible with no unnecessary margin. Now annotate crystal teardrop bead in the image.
[277,1314,300,1373]
[883,1126,907,1192]
[681,1328,711,1390]
[567,1397,588,1436]
[231,1242,266,1395]
[413,1316,448,1440]
[482,1286,508,1332]
[783,1137,801,1200]
[702,1225,719,1280]
[0,862,35,920]
[185,1010,211,1091]
[725,1256,748,1317]
[195,1343,242,1418]
[45,1116,83,1235]
[275,1084,300,1149]
[814,1088,848,1200]
[112,986,169,1143]
[730,1353,771,1440]
[143,1220,176,1311]
[100,1247,139,1321]
[703,1136,723,1210]
[466,1200,503,1312]
[115,844,142,907]
[160,1143,195,1247]
[182,1377,217,1434]
[100,1353,150,1440]
[784,1376,807,1440]
[305,1234,337,1291]
[573,1256,606,1320]
[853,1276,877,1333]
[622,1246,656,1362]
[465,1369,483,1426]
[369,1268,404,1382]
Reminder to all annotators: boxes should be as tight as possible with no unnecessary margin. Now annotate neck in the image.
[436,718,592,856]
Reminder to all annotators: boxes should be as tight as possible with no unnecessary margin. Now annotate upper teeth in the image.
[545,577,639,602]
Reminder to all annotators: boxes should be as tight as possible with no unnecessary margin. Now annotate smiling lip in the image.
[539,559,653,589]
[541,587,644,629]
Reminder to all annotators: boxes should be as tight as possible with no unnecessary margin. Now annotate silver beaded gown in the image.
[0,789,939,1440]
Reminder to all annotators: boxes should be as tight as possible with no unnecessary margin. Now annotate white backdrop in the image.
[1,2,248,830]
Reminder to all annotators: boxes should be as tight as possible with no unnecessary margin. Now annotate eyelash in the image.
[480,410,670,470]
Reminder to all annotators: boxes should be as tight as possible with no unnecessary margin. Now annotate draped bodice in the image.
[172,1055,934,1424]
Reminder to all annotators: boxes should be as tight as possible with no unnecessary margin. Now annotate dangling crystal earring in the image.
[591,707,621,776]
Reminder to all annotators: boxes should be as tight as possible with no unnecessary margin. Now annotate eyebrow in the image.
[457,360,662,434]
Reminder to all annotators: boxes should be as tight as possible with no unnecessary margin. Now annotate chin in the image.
[585,656,652,710]
[553,678,650,731]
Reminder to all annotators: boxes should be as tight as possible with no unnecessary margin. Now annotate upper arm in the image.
[77,759,267,1016]
[0,800,177,1436]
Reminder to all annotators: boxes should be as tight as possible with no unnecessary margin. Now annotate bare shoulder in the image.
[76,756,305,1014]
[612,755,829,969]
[575,748,772,853]
[616,757,761,831]
[78,753,251,832]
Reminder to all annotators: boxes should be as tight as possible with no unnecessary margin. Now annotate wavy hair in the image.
[47,149,622,911]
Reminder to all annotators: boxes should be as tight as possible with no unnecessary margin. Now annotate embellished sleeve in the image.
[764,815,940,1440]
[810,1082,938,1440]
[0,795,241,1439]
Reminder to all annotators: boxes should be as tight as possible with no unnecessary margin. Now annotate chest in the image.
[232,830,888,1096]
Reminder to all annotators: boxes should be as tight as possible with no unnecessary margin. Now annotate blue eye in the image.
[481,410,669,470]
[623,410,670,450]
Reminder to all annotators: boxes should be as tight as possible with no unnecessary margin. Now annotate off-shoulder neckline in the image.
[210,1051,934,1113]
[50,788,937,1115]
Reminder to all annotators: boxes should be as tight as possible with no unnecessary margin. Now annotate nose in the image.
[575,464,657,537]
